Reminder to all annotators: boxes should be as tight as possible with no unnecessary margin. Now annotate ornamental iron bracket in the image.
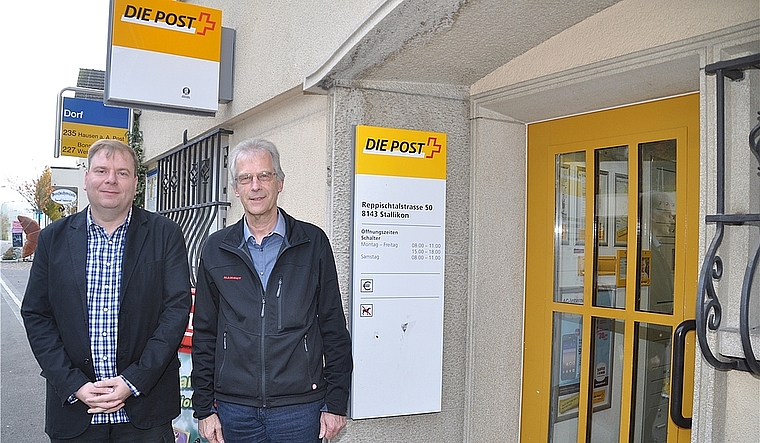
[697,53,760,376]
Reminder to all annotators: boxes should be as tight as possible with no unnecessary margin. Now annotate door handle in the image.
[670,319,695,428]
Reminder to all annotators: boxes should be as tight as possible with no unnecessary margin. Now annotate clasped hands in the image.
[76,377,132,414]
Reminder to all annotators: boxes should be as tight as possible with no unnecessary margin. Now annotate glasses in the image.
[235,171,277,185]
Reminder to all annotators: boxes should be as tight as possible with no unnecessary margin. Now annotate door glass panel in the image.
[594,146,628,309]
[632,322,673,443]
[588,317,624,443]
[555,152,586,304]
[525,95,698,443]
[549,312,583,443]
[637,140,676,314]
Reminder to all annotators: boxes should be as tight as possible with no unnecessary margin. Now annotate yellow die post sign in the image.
[355,125,447,179]
[350,125,447,419]
[106,0,223,114]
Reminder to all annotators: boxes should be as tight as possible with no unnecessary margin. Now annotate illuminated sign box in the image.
[105,0,223,116]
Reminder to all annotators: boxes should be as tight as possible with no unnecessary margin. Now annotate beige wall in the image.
[221,91,330,231]
[141,0,379,161]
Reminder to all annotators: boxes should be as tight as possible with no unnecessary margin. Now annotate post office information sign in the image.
[350,125,447,419]
[106,0,222,115]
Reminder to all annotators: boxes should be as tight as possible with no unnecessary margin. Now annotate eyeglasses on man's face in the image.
[235,171,277,185]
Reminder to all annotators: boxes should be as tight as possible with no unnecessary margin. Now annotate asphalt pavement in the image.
[1,258,48,442]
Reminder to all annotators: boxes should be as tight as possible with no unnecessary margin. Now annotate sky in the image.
[0,1,110,203]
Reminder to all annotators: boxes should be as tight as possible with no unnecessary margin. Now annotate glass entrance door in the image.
[521,94,699,443]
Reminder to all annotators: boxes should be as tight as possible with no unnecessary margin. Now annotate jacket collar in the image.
[241,210,287,247]
[223,207,308,250]
[67,205,148,310]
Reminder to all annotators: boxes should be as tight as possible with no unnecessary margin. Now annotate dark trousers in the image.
[50,422,174,443]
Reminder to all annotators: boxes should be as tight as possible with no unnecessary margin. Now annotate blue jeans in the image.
[216,399,323,443]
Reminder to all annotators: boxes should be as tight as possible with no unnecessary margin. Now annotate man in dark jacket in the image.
[22,139,192,442]
[192,138,352,443]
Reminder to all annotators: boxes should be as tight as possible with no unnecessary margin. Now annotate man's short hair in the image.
[87,139,139,176]
[228,138,286,188]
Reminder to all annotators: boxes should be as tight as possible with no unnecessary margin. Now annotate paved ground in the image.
[1,259,48,442]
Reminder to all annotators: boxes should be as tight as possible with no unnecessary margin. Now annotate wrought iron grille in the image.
[698,53,760,376]
[156,128,233,285]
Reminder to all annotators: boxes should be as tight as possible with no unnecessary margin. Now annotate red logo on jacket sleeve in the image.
[223,275,242,280]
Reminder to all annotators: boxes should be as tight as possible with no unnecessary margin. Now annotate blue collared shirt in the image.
[242,211,287,290]
[83,208,137,424]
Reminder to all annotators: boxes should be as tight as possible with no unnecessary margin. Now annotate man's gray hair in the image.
[228,138,285,187]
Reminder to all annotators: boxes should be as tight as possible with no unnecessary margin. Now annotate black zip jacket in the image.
[191,209,352,418]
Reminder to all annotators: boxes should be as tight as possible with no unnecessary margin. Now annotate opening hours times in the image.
[410,243,442,261]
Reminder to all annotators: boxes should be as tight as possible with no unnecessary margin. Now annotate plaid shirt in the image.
[84,208,137,424]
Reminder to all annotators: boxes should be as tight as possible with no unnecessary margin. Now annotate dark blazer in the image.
[21,206,192,439]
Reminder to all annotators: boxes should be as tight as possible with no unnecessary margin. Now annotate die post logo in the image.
[121,3,217,36]
[363,135,443,159]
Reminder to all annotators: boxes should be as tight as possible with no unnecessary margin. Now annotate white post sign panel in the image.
[350,125,446,419]
[106,0,222,115]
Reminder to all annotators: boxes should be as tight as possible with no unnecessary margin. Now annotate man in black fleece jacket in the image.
[192,138,352,443]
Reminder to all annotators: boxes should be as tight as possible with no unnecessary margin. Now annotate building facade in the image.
[139,1,760,441]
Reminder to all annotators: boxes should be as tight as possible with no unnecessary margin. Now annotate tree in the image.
[0,213,9,241]
[36,168,63,221]
[11,177,40,214]
[11,167,62,222]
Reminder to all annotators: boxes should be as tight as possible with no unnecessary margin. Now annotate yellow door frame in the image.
[522,94,699,443]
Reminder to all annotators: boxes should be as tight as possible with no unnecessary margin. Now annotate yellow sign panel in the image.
[61,122,129,158]
[592,389,606,404]
[355,125,447,179]
[111,0,222,62]
[558,393,580,414]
